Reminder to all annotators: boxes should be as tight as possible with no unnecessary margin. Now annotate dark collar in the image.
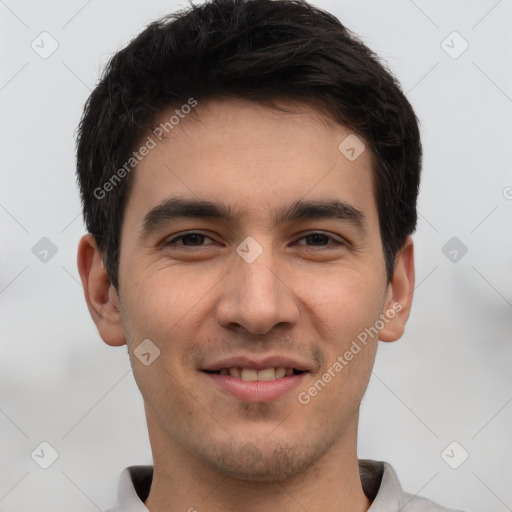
[126,458,384,503]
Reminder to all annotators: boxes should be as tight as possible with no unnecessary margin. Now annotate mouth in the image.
[202,367,305,381]
[201,366,308,402]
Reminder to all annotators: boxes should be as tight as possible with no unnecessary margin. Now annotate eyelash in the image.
[165,231,346,249]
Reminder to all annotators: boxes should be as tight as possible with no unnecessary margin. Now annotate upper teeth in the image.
[218,367,295,381]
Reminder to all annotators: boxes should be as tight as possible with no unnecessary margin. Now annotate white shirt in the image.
[105,459,464,512]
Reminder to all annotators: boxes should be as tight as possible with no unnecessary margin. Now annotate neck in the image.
[143,410,372,512]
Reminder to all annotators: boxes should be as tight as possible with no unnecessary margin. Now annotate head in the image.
[77,0,420,482]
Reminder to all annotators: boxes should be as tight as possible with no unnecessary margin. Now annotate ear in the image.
[379,236,415,343]
[77,234,126,347]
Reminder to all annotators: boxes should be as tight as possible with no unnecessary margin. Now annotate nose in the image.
[215,247,300,335]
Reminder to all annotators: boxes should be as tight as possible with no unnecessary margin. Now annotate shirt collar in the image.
[113,465,152,512]
[106,459,437,512]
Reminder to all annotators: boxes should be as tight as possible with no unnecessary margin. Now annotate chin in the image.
[196,435,338,483]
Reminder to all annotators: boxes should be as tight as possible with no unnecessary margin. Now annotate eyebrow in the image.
[139,197,366,239]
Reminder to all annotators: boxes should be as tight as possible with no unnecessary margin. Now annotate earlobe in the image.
[379,236,415,343]
[77,234,126,347]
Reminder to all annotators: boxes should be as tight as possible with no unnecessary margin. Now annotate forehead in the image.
[123,98,377,229]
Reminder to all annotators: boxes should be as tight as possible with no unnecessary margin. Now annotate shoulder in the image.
[360,459,466,512]
[398,491,466,512]
[383,461,466,512]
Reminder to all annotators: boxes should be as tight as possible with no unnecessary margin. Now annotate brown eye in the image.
[295,232,345,248]
[166,232,214,247]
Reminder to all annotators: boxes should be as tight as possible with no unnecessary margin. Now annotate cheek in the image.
[121,279,201,425]
[120,267,222,403]
[294,265,385,339]
[122,264,222,339]
[294,268,383,394]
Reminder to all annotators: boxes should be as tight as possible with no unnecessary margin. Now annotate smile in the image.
[202,368,308,402]
[204,367,304,381]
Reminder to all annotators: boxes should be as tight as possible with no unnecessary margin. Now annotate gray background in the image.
[0,0,511,510]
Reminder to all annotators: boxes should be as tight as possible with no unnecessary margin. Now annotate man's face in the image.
[111,98,407,481]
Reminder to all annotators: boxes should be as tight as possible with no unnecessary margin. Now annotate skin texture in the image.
[77,98,415,512]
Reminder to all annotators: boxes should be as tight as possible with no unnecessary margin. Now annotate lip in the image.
[203,371,307,402]
[201,355,311,372]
